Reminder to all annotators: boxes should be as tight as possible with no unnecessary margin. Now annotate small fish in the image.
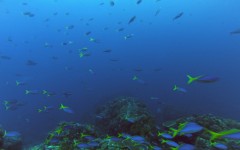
[161,139,179,147]
[77,143,90,149]
[103,49,112,53]
[23,11,35,17]
[128,16,136,24]
[124,34,134,40]
[81,47,88,51]
[132,75,138,80]
[89,69,95,75]
[16,80,26,86]
[25,90,40,95]
[117,28,125,32]
[3,100,24,110]
[59,104,74,114]
[150,97,160,100]
[178,144,195,150]
[89,38,100,43]
[158,131,173,139]
[173,12,184,21]
[136,0,142,5]
[179,122,203,135]
[155,9,160,16]
[130,136,145,143]
[187,74,203,84]
[26,60,37,66]
[85,31,91,35]
[211,142,228,150]
[38,106,54,113]
[4,131,21,137]
[230,28,240,35]
[173,85,187,93]
[63,91,72,98]
[110,59,119,62]
[0,55,11,60]
[207,128,240,141]
[222,131,240,140]
[65,25,74,30]
[110,0,114,6]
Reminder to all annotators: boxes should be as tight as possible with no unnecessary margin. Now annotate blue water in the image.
[0,0,240,147]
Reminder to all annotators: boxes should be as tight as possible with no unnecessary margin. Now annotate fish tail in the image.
[25,90,30,94]
[173,85,178,91]
[16,80,20,86]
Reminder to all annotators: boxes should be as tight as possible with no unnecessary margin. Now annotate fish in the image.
[16,80,27,86]
[158,132,173,139]
[211,142,228,150]
[0,55,11,60]
[128,16,136,24]
[110,0,114,6]
[136,0,142,5]
[150,97,160,100]
[187,74,203,84]
[23,11,35,17]
[85,31,91,35]
[42,90,56,96]
[77,143,90,149]
[130,136,145,143]
[89,38,100,43]
[179,122,203,135]
[89,69,95,75]
[207,128,240,141]
[197,75,219,83]
[109,59,119,62]
[178,144,195,150]
[173,12,184,21]
[161,139,179,147]
[65,25,74,30]
[26,60,37,66]
[25,90,40,95]
[63,91,72,98]
[3,100,24,110]
[230,28,240,35]
[103,49,112,53]
[59,104,74,114]
[117,28,125,32]
[4,131,21,137]
[124,34,134,40]
[38,106,54,113]
[173,85,187,93]
[155,9,160,16]
[222,131,240,139]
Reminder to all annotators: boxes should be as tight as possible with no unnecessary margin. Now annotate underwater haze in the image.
[0,0,240,148]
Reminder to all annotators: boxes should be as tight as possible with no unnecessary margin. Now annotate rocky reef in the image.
[27,97,240,150]
[0,127,22,150]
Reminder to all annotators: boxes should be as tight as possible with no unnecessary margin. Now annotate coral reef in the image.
[28,97,240,150]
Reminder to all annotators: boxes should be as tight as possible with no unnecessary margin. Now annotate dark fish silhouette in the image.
[155,9,160,16]
[26,60,37,66]
[0,55,11,60]
[173,12,184,21]
[85,31,92,35]
[63,91,72,98]
[110,1,114,6]
[23,11,35,17]
[117,28,125,32]
[137,0,142,4]
[103,49,112,53]
[128,16,136,24]
[230,29,240,35]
